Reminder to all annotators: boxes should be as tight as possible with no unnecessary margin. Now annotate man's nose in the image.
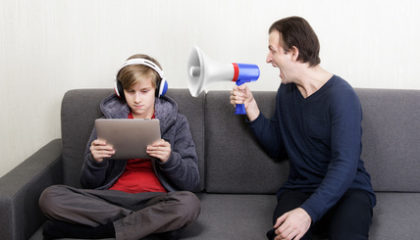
[266,53,272,63]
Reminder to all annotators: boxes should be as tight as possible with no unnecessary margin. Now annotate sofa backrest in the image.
[204,91,288,194]
[358,89,420,192]
[203,89,420,194]
[61,89,206,191]
[61,89,110,188]
[61,88,420,194]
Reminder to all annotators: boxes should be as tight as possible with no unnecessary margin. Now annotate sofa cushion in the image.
[181,192,420,240]
[61,89,111,187]
[180,193,277,239]
[357,89,420,192]
[369,192,420,239]
[205,91,288,194]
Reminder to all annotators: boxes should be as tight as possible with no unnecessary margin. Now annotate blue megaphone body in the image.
[231,63,260,114]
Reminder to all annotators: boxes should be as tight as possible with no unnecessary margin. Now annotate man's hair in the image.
[117,54,162,90]
[269,16,320,66]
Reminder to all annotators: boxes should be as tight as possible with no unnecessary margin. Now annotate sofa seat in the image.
[182,194,277,239]
[30,192,420,240]
[29,194,276,240]
[369,192,420,239]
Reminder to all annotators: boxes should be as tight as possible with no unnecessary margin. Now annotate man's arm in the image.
[231,84,286,159]
[300,89,362,222]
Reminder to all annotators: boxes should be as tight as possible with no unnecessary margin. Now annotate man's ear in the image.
[290,46,299,62]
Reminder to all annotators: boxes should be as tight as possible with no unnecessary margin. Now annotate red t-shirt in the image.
[109,112,167,193]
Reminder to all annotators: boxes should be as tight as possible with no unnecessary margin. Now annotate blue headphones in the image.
[114,58,168,99]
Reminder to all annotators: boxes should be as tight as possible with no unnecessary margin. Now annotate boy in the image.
[39,54,200,240]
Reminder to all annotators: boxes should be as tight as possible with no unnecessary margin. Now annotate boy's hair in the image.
[269,16,321,66]
[117,54,163,90]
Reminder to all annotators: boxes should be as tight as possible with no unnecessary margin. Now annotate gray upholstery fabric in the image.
[205,91,288,194]
[61,89,111,187]
[0,139,62,240]
[181,193,277,239]
[357,89,420,191]
[369,192,420,239]
[182,192,420,240]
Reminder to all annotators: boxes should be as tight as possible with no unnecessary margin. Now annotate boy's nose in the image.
[135,93,142,102]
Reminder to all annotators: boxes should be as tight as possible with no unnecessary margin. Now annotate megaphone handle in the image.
[235,104,246,115]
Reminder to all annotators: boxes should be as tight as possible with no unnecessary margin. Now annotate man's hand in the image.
[147,139,171,163]
[273,208,311,240]
[90,139,115,163]
[230,84,260,121]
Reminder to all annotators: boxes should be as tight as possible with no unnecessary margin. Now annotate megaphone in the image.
[187,46,260,115]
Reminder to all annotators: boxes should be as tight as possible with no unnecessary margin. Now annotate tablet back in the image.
[95,118,161,159]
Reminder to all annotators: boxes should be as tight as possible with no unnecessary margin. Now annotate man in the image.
[230,16,375,240]
[39,54,200,240]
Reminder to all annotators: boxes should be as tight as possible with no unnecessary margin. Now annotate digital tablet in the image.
[95,118,161,159]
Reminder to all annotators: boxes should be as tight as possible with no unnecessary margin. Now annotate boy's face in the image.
[123,76,156,119]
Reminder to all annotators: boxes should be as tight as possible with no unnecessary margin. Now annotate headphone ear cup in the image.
[155,78,161,98]
[156,78,168,97]
[160,79,168,97]
[116,80,125,100]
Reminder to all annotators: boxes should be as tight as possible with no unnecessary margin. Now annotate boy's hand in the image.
[147,139,171,163]
[90,139,115,163]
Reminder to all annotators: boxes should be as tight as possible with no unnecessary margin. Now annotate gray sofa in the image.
[1,88,420,240]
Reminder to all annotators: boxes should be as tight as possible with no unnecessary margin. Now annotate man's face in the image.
[123,76,156,118]
[266,30,294,84]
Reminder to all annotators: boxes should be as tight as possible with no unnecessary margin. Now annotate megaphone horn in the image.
[187,46,260,115]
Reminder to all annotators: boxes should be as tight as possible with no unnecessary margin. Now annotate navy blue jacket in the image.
[249,75,376,222]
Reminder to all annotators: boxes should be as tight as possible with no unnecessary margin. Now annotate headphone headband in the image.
[115,57,168,98]
[120,58,165,80]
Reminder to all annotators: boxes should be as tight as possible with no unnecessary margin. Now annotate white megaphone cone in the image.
[187,46,260,114]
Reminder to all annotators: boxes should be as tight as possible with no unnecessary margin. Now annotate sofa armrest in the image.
[0,139,63,240]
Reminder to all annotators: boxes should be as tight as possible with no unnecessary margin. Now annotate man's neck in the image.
[294,65,333,99]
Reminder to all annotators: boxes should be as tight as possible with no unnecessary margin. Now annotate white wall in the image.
[1,0,420,177]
